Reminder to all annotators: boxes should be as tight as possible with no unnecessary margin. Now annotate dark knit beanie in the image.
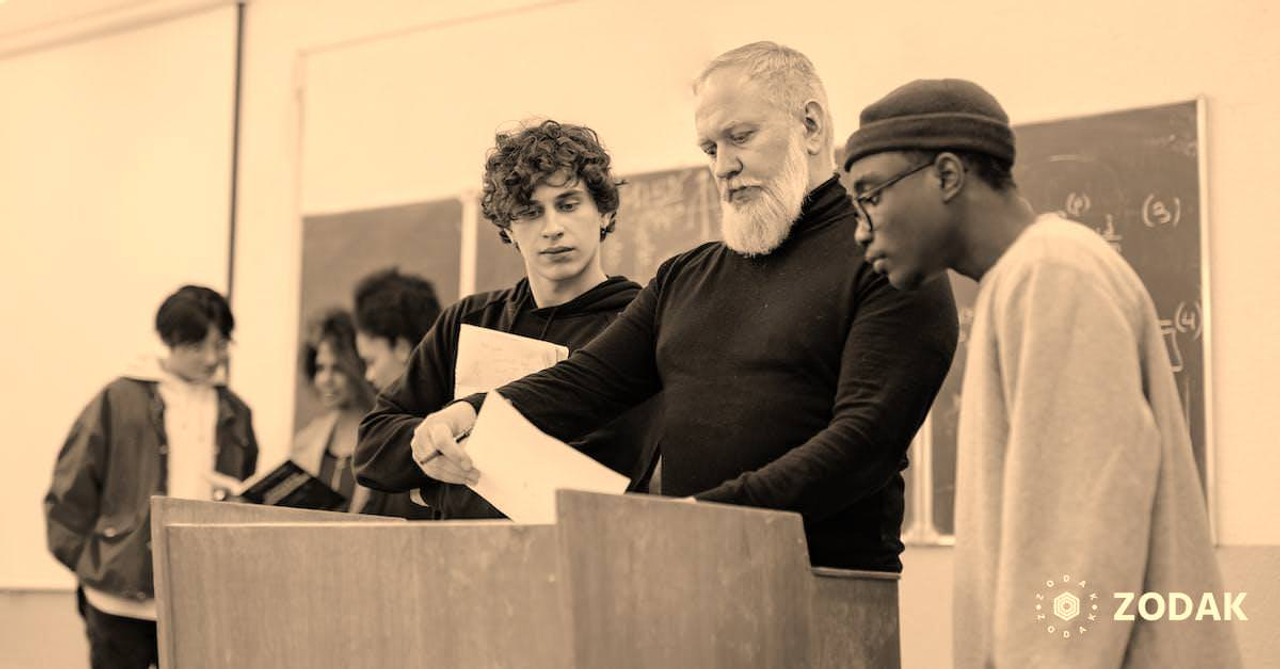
[841,79,1015,171]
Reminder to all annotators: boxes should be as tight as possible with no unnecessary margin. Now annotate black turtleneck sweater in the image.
[355,276,663,519]
[471,176,958,571]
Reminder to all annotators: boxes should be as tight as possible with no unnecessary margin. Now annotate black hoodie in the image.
[355,276,662,519]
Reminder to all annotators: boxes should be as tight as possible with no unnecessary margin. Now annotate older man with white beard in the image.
[411,42,958,571]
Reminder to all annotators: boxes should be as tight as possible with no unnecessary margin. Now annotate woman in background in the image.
[293,309,376,512]
[293,308,434,518]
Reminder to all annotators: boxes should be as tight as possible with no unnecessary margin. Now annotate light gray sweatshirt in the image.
[953,215,1240,668]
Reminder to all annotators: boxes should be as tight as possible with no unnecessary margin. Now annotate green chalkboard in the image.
[472,212,527,295]
[295,199,462,432]
[929,100,1209,535]
[603,166,723,284]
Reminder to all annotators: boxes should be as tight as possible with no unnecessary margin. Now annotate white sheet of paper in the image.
[465,391,628,524]
[454,324,569,398]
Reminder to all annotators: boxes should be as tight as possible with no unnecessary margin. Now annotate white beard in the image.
[719,132,809,257]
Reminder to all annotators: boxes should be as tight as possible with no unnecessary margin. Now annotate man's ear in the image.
[801,100,826,156]
[934,152,967,203]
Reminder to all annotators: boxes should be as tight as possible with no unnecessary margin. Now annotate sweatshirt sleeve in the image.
[695,269,958,521]
[479,268,668,442]
[44,389,109,573]
[354,305,461,493]
[988,261,1160,667]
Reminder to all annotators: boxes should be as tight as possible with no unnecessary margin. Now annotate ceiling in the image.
[0,0,149,38]
[0,0,226,58]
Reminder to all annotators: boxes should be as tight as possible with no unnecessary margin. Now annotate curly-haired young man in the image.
[354,119,661,519]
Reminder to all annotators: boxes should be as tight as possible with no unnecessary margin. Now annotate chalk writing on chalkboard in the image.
[603,166,721,284]
[1032,154,1129,253]
[1143,193,1182,228]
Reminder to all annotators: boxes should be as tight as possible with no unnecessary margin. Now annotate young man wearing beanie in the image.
[404,43,959,572]
[840,79,1239,667]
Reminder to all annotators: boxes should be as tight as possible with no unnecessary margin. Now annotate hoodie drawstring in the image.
[538,306,559,341]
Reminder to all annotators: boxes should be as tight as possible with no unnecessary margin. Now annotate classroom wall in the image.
[0,2,238,589]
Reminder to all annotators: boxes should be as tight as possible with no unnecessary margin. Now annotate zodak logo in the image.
[1036,572,1248,641]
[1035,574,1099,639]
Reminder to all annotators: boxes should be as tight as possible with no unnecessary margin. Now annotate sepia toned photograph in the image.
[1,1,1275,667]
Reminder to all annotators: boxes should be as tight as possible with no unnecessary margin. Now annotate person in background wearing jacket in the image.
[44,285,258,669]
[352,268,442,393]
[355,119,662,518]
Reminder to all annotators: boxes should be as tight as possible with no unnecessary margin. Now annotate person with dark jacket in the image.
[408,43,959,571]
[353,268,442,393]
[355,120,662,518]
[341,268,444,520]
[44,285,258,669]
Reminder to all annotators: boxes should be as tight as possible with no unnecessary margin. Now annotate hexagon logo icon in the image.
[1054,592,1081,622]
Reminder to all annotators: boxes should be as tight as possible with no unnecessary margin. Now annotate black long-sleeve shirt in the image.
[470,176,958,570]
[355,276,662,519]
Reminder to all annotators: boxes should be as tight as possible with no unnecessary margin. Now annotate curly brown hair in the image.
[480,120,623,243]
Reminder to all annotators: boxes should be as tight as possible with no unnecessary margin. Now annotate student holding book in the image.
[355,119,662,518]
[43,285,258,669]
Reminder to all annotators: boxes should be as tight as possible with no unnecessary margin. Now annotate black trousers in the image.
[76,587,159,669]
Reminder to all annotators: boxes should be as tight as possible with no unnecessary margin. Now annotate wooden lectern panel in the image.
[164,522,568,668]
[156,494,901,668]
[150,498,397,669]
[556,491,813,668]
[810,567,901,668]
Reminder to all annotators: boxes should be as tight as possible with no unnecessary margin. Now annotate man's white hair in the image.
[693,41,834,155]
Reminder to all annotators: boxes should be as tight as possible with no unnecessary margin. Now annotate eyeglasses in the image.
[850,161,933,234]
[178,337,234,355]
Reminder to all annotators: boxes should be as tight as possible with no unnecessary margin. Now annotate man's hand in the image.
[411,402,479,485]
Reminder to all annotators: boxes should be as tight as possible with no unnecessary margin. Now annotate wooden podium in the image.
[151,492,900,668]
